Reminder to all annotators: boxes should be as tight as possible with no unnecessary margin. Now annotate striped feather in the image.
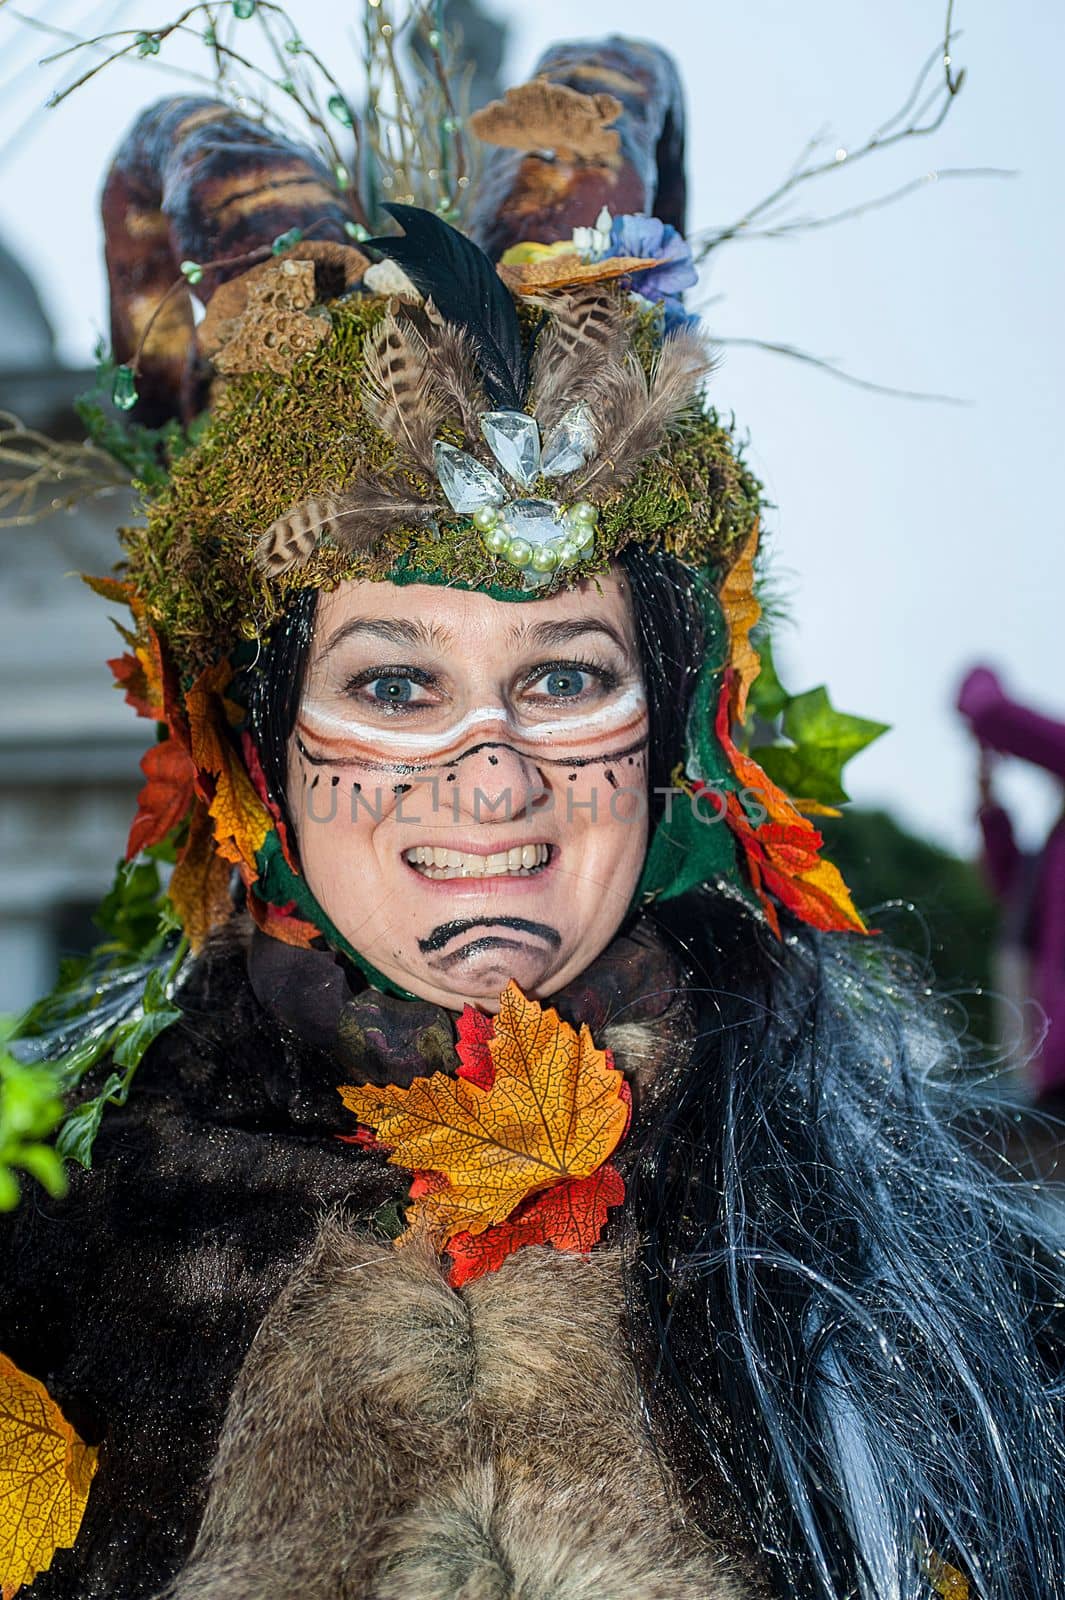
[574,328,714,498]
[526,288,629,432]
[254,480,434,577]
[361,313,448,476]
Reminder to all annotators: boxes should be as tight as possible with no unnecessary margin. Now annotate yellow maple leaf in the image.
[339,982,629,1248]
[719,519,762,723]
[186,663,271,874]
[0,1354,97,1597]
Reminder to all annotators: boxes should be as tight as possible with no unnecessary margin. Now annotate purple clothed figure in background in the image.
[957,665,1065,1100]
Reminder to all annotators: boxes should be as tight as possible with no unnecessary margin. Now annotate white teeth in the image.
[403,844,550,880]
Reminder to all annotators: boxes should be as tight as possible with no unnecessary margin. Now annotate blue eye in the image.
[370,676,415,703]
[542,669,587,697]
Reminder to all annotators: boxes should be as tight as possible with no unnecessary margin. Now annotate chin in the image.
[415,940,564,1011]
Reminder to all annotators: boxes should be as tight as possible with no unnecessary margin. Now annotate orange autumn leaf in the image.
[0,1353,97,1597]
[338,981,629,1249]
[168,802,235,951]
[714,675,866,937]
[246,890,320,950]
[107,648,160,722]
[719,519,762,723]
[499,252,663,294]
[445,1162,625,1288]
[125,737,196,860]
[186,663,272,874]
[81,573,133,607]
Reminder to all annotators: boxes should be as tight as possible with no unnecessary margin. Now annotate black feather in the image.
[368,204,528,410]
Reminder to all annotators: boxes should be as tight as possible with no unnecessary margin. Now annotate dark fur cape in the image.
[0,929,406,1597]
[0,926,767,1599]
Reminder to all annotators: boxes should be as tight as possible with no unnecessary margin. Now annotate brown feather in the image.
[575,329,715,498]
[255,494,344,577]
[326,477,436,552]
[361,313,448,476]
[527,289,628,432]
[422,322,487,444]
[254,480,434,576]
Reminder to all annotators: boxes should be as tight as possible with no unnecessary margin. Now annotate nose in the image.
[445,737,550,826]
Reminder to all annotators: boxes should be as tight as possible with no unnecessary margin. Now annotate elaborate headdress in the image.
[11,35,885,1142]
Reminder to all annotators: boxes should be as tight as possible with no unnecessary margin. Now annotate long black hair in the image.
[250,558,1065,1600]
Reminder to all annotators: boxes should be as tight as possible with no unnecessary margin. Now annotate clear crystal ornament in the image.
[480,411,542,487]
[498,499,567,586]
[433,442,506,513]
[541,404,596,478]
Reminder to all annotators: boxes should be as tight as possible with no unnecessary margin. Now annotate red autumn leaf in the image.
[107,651,159,721]
[126,738,196,860]
[246,889,321,950]
[455,1004,495,1088]
[445,1162,626,1288]
[336,1126,387,1151]
[714,674,867,936]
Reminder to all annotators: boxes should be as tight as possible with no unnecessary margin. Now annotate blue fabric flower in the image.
[608,213,698,300]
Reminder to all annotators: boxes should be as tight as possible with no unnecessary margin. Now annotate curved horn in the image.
[467,37,687,261]
[101,97,364,424]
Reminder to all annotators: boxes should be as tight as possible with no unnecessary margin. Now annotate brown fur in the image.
[157,1220,766,1598]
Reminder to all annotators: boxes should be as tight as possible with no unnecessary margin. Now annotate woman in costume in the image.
[1,34,1063,1600]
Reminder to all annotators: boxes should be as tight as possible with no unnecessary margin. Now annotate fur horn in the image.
[103,97,368,425]
[468,40,687,262]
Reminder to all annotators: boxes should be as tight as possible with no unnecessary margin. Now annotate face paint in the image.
[286,573,650,1013]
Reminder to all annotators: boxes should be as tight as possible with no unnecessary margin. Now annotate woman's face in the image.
[286,570,649,1011]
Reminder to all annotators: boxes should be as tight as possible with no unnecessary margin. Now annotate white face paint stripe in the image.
[297,684,649,756]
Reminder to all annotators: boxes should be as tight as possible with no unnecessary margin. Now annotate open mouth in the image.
[403,844,552,881]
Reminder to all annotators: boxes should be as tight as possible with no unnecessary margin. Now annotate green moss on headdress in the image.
[119,292,762,674]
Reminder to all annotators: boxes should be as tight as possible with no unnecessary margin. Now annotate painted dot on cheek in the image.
[331,775,339,787]
[567,772,577,782]
[393,783,412,795]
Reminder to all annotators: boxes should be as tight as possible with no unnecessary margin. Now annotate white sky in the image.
[1,0,1062,855]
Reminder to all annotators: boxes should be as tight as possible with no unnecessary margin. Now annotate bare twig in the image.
[0,414,129,527]
[713,167,1013,243]
[715,337,967,405]
[696,2,970,261]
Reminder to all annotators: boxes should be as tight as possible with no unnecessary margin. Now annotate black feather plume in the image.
[368,204,528,410]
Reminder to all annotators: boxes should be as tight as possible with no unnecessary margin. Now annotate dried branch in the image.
[719,166,1014,243]
[0,414,130,527]
[694,2,972,261]
[715,337,966,405]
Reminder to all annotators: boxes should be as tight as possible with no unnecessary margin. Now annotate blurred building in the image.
[0,239,140,1015]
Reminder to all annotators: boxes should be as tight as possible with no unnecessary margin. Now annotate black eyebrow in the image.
[320,617,456,657]
[506,617,632,656]
[319,613,633,663]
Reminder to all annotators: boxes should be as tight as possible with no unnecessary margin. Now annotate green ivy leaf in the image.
[0,1031,68,1209]
[95,858,171,953]
[111,983,182,1070]
[4,853,190,1198]
[55,1073,123,1170]
[757,686,889,805]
